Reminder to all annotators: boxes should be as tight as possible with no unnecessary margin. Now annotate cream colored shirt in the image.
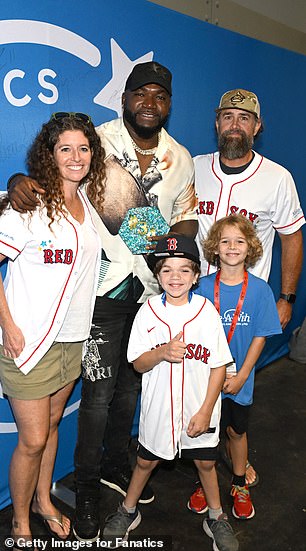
[91,118,197,303]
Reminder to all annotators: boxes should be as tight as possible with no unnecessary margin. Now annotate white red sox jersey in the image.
[194,151,305,280]
[127,293,233,460]
[0,191,101,374]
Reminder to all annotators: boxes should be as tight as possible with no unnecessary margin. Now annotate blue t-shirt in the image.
[196,272,282,405]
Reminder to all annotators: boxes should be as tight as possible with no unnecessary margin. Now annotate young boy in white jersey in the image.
[194,215,282,520]
[102,234,239,551]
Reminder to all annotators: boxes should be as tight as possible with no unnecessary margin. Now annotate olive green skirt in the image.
[0,341,82,399]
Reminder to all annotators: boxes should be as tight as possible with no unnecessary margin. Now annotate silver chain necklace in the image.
[130,133,160,156]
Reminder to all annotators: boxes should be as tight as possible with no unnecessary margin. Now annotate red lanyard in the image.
[214,270,248,344]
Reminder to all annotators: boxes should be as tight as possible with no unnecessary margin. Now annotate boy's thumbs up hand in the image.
[163,331,186,363]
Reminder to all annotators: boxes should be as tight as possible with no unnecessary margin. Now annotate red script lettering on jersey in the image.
[43,249,73,264]
[185,343,211,364]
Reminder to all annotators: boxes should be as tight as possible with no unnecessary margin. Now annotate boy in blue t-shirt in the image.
[195,214,282,520]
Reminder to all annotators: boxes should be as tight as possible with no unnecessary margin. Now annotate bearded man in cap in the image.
[187,88,304,516]
[7,61,197,542]
[195,89,304,327]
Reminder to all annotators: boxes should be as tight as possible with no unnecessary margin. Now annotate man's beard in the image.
[123,107,168,140]
[218,129,254,160]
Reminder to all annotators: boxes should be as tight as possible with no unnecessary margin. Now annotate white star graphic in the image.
[93,38,153,116]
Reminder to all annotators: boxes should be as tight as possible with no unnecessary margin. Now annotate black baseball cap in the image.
[124,61,172,96]
[147,234,200,271]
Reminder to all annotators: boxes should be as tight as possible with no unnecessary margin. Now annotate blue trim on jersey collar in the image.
[161,290,194,306]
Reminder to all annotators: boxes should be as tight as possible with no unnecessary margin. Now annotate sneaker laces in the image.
[207,513,234,533]
[105,505,133,529]
[77,497,98,520]
[119,471,131,485]
[207,514,238,550]
[194,486,205,498]
[111,466,132,484]
[231,485,250,503]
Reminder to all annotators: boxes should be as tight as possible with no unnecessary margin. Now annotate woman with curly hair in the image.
[0,113,105,544]
[192,214,281,522]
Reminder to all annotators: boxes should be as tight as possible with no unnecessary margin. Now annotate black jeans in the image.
[74,296,141,495]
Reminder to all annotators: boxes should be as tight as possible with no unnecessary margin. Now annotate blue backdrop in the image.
[0,0,305,508]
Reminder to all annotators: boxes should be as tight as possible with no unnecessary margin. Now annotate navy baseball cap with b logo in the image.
[147,234,200,270]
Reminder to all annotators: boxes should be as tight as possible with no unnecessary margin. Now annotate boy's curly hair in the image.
[202,214,263,269]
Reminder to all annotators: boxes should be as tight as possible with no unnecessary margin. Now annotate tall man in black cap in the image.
[7,61,197,542]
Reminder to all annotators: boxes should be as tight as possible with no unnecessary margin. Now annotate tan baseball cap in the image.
[216,89,260,118]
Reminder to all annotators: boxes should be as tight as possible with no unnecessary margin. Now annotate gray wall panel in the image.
[148,0,306,55]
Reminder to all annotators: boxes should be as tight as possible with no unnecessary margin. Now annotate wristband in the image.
[7,173,25,191]
[280,293,296,304]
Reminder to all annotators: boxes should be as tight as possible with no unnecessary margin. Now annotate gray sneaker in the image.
[103,503,141,548]
[203,514,239,551]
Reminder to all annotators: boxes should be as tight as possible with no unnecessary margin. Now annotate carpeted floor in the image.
[0,355,305,550]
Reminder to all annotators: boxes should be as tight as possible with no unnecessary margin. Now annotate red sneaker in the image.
[187,485,208,514]
[231,484,255,520]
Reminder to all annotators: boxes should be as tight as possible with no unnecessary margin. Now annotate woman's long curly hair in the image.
[0,115,106,223]
[27,115,106,225]
[202,214,263,269]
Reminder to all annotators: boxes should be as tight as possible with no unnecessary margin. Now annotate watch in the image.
[280,293,296,304]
